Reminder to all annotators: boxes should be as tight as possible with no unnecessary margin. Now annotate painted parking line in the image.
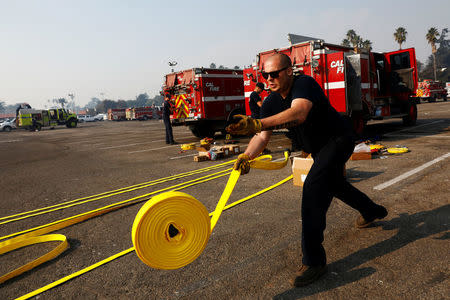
[373,152,450,190]
[386,134,450,139]
[102,137,196,150]
[384,120,444,136]
[0,139,23,143]
[128,145,179,153]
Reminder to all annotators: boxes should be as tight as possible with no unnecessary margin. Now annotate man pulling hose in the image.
[227,53,387,287]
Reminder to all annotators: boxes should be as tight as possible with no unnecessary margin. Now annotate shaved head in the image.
[266,53,292,69]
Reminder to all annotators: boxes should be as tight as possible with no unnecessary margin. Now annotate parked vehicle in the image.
[94,113,107,121]
[107,108,126,121]
[0,118,16,132]
[163,68,245,137]
[17,108,78,130]
[125,107,153,120]
[78,115,96,122]
[416,79,447,102]
[244,37,419,135]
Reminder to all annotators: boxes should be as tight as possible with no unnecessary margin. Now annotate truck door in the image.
[384,48,418,94]
[324,52,348,113]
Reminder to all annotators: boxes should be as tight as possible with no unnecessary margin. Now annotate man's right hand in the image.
[234,153,251,175]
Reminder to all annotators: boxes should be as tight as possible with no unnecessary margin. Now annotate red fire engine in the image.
[163,68,245,137]
[416,79,447,102]
[125,107,153,120]
[107,108,126,121]
[244,37,419,135]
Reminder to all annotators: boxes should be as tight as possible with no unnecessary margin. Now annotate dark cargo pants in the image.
[163,117,174,144]
[301,135,380,266]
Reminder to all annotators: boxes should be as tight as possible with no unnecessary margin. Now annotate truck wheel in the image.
[443,95,447,102]
[35,123,42,131]
[66,119,77,128]
[428,95,436,103]
[189,124,215,138]
[402,102,417,126]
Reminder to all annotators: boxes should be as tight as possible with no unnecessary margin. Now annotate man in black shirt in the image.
[163,95,176,144]
[227,53,387,287]
[249,82,264,118]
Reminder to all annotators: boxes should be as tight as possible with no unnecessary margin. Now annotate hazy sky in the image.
[1,0,449,108]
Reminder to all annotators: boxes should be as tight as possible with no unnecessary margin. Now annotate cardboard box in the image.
[194,155,210,162]
[350,152,372,160]
[292,157,314,187]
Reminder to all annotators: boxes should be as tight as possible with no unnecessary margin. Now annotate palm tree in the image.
[341,39,351,47]
[426,27,440,81]
[362,40,372,51]
[394,27,407,49]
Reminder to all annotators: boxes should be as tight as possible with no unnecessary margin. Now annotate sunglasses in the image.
[261,66,289,79]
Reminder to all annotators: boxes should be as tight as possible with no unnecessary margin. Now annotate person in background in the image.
[163,95,176,145]
[249,82,265,119]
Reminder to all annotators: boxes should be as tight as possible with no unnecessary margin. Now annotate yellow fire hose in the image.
[132,152,289,270]
[2,152,290,299]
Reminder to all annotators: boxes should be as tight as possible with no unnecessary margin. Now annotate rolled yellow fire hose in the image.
[387,147,409,154]
[132,152,289,270]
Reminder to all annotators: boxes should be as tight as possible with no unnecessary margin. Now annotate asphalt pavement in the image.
[0,101,449,299]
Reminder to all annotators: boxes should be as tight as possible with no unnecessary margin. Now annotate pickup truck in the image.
[0,118,17,132]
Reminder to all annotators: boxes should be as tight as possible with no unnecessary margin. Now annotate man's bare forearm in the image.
[263,120,299,131]
[244,133,270,159]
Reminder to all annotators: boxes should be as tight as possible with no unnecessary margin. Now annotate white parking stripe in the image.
[128,145,178,153]
[0,139,23,143]
[386,134,450,139]
[384,120,444,136]
[373,152,450,190]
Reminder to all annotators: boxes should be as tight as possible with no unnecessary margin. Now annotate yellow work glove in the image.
[226,114,262,136]
[234,153,251,175]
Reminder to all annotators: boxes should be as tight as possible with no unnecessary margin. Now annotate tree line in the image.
[0,93,164,115]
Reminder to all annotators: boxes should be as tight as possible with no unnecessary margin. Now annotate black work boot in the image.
[356,205,388,228]
[291,265,327,287]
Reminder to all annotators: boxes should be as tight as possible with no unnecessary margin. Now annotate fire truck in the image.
[416,79,447,102]
[125,107,153,120]
[244,36,419,135]
[163,68,245,137]
[108,108,126,121]
[16,108,78,130]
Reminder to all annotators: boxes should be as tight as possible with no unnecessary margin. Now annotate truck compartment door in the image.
[385,48,418,93]
[324,52,348,113]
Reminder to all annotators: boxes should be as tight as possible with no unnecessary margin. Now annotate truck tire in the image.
[66,118,78,128]
[189,124,215,138]
[402,102,417,126]
[443,95,447,102]
[428,95,436,103]
[35,123,42,131]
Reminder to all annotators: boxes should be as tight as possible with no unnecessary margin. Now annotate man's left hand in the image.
[226,114,262,136]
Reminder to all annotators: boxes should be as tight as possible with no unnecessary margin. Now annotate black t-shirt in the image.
[260,75,353,154]
[249,91,261,118]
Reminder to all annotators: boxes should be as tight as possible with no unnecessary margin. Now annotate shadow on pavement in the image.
[346,167,383,183]
[274,204,450,300]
